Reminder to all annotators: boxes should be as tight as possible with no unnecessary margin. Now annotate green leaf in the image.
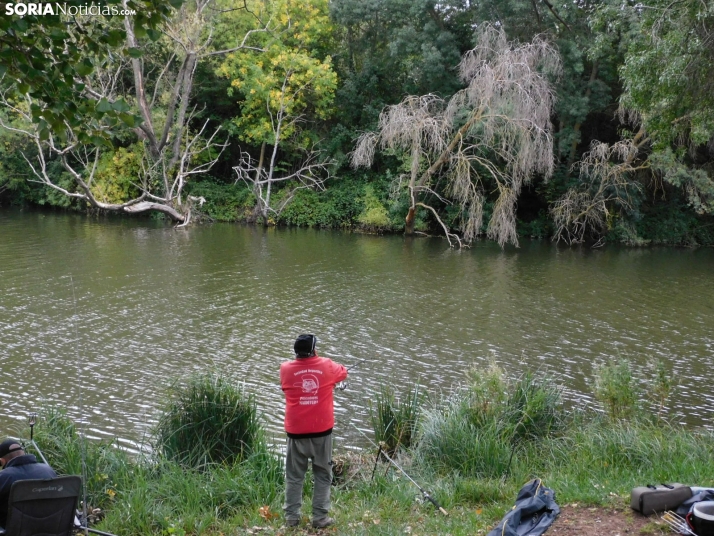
[91,135,113,149]
[147,28,161,41]
[126,47,144,58]
[105,30,125,47]
[111,99,131,113]
[14,18,28,33]
[17,82,30,94]
[96,99,113,113]
[76,59,94,77]
[118,113,136,128]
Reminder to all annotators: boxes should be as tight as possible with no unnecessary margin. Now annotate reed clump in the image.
[415,362,565,478]
[369,384,423,453]
[154,373,263,469]
[591,357,675,423]
[30,373,283,535]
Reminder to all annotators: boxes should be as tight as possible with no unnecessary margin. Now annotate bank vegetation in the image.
[1,1,713,247]
[14,358,713,535]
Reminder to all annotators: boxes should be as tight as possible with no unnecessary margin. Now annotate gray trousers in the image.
[284,434,332,522]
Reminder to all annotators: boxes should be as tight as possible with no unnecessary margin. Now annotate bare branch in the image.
[416,202,463,248]
[551,138,647,244]
[206,26,269,56]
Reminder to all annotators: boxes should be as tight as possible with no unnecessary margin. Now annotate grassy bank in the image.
[17,363,713,535]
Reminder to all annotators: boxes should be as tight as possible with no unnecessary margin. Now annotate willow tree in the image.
[351,25,561,247]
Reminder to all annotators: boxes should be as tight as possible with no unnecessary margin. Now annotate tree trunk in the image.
[405,207,416,234]
[404,107,484,236]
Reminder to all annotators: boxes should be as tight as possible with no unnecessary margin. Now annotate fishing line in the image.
[69,275,89,536]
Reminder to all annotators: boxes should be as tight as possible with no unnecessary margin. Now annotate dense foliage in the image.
[1,0,713,245]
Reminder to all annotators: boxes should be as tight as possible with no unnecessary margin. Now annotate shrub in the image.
[186,179,254,222]
[357,185,391,231]
[154,374,263,469]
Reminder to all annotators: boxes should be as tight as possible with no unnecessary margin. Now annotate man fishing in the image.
[279,334,348,529]
[0,438,57,528]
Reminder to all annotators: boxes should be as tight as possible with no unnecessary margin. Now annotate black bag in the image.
[487,479,560,536]
[630,483,693,515]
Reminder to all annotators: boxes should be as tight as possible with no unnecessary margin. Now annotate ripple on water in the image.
[1,211,714,447]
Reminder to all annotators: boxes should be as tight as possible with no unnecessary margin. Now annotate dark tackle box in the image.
[630,483,693,515]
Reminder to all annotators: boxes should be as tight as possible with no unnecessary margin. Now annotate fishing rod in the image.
[347,358,367,371]
[351,423,448,516]
[28,413,49,466]
[336,358,367,391]
[69,275,91,536]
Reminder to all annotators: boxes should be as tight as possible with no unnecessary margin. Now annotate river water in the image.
[0,209,712,451]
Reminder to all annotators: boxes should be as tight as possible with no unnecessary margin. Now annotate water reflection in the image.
[0,209,713,452]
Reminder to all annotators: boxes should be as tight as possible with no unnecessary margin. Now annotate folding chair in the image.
[0,475,81,536]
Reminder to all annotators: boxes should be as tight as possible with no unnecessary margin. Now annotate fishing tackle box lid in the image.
[630,483,693,516]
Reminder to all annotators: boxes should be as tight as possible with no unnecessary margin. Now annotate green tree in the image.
[0,0,181,141]
[0,1,266,222]
[617,0,714,215]
[551,0,714,245]
[217,0,338,224]
[329,0,468,139]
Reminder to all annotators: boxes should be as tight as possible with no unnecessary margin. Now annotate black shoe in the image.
[286,518,300,527]
[312,517,335,529]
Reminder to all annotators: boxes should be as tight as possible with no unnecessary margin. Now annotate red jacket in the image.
[280,355,348,436]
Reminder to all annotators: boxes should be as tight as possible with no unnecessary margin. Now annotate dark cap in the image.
[0,439,23,458]
[294,334,317,357]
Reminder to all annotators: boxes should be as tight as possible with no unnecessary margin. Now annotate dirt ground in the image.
[547,504,670,536]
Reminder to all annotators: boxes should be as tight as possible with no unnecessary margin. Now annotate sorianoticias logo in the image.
[294,374,320,395]
[4,3,137,16]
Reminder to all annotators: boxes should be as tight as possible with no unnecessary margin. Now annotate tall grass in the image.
[99,452,284,535]
[32,407,133,511]
[154,373,263,469]
[31,375,283,535]
[592,358,640,420]
[416,363,565,478]
[369,384,423,453]
[22,359,714,535]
